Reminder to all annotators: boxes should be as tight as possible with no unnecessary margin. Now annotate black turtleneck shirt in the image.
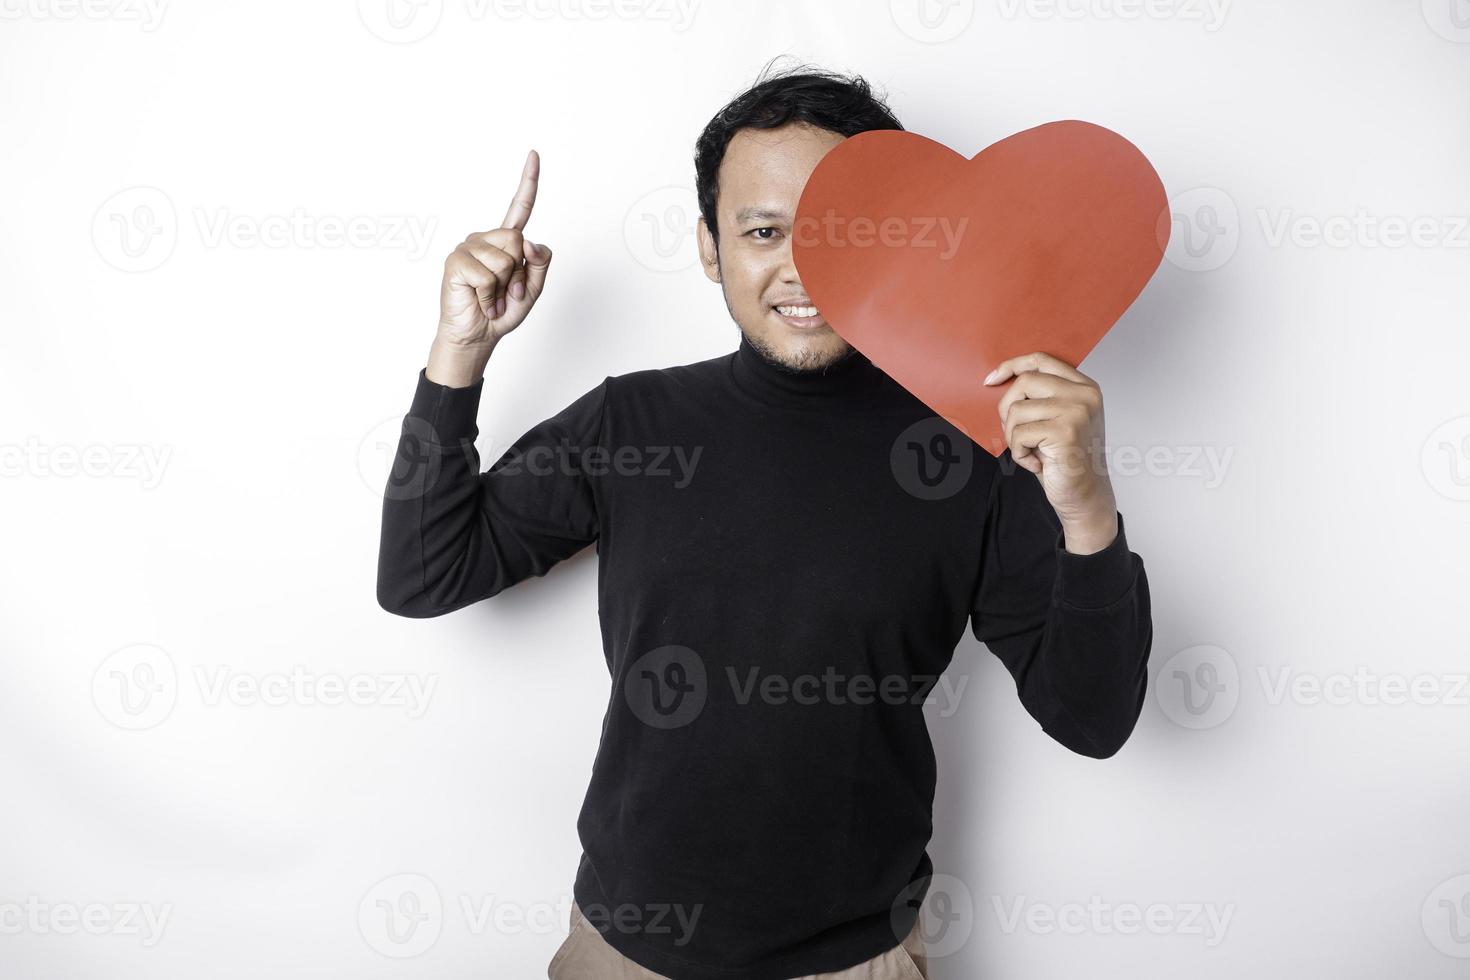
[376,335,1151,980]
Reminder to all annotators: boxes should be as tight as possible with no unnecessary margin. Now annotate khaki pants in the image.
[547,902,929,979]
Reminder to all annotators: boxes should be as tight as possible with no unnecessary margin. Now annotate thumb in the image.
[522,238,552,300]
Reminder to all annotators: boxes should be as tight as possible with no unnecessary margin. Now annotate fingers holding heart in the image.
[986,351,1103,476]
[1001,398,1097,477]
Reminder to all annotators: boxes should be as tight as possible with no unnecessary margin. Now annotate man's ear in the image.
[696,216,720,283]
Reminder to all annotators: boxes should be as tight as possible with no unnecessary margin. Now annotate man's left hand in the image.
[984,351,1119,555]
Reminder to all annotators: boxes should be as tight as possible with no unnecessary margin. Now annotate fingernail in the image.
[983,368,1000,384]
[511,280,525,300]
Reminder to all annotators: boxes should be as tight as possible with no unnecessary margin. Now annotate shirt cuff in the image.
[1053,510,1138,610]
[408,367,485,442]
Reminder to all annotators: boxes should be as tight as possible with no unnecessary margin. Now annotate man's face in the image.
[698,121,854,372]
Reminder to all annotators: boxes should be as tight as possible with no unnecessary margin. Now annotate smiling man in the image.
[377,61,1152,980]
[703,120,852,373]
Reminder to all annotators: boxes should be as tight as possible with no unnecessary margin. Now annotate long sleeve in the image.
[376,368,609,618]
[969,451,1152,758]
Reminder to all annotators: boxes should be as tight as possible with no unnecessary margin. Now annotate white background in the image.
[3,0,1469,977]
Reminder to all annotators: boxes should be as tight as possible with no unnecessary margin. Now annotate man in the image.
[377,63,1151,980]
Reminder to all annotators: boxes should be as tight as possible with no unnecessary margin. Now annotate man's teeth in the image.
[776,306,820,317]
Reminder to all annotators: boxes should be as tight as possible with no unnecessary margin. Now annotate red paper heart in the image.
[792,120,1169,457]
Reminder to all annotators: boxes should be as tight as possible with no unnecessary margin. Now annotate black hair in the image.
[694,57,904,249]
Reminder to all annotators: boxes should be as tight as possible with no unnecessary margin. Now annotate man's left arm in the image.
[968,351,1153,759]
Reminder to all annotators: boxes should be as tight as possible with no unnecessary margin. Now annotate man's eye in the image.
[748,227,781,241]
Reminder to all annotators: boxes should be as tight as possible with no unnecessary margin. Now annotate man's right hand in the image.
[428,149,551,386]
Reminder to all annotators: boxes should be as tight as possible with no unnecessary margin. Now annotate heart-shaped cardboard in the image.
[792,120,1169,457]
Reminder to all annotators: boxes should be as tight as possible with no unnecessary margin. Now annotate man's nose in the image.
[778,241,801,282]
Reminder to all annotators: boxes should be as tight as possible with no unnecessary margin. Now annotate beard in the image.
[740,324,856,375]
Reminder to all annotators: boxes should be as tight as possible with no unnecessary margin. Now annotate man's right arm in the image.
[377,148,603,618]
[375,357,608,618]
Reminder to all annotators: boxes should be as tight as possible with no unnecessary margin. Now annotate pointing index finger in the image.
[501,149,540,231]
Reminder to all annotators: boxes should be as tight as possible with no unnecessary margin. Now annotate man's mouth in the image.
[772,304,827,329]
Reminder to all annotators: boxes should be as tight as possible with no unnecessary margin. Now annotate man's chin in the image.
[743,327,853,374]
